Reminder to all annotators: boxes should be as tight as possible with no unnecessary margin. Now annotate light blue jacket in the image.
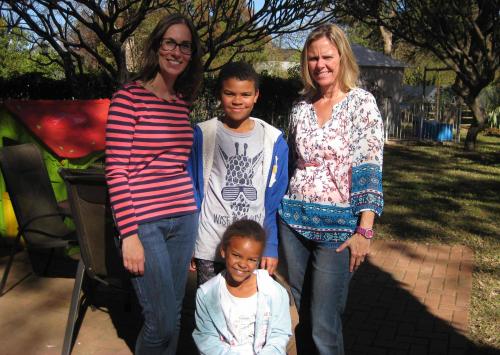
[193,270,292,354]
[189,117,289,258]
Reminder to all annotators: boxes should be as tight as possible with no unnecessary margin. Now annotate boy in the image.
[190,61,288,285]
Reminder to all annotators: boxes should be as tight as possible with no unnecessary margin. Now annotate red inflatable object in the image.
[4,99,110,158]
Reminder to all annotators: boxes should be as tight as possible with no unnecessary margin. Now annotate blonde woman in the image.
[278,24,384,355]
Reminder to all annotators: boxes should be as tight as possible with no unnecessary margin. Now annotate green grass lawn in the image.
[379,132,500,349]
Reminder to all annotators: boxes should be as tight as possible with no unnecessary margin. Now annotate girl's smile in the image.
[221,236,264,292]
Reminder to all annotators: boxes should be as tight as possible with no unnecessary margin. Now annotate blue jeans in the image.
[132,213,198,355]
[279,218,352,355]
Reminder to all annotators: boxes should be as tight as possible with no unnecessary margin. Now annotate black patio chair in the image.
[0,143,77,296]
[59,168,130,355]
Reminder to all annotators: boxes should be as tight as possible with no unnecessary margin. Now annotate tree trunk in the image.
[379,25,393,56]
[464,126,481,151]
[464,96,486,151]
[62,54,80,98]
[117,48,131,86]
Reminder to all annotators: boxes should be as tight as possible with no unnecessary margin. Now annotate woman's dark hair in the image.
[134,13,203,101]
[216,61,260,93]
[221,219,266,251]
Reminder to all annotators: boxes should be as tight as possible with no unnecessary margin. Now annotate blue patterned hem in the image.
[279,199,357,243]
[351,163,384,216]
[351,191,384,216]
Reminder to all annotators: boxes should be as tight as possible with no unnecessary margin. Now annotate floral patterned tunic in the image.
[279,87,384,243]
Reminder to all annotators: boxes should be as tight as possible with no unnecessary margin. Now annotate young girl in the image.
[192,220,292,354]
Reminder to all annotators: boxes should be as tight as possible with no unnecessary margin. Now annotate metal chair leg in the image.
[62,259,85,355]
[0,233,22,296]
[42,248,55,276]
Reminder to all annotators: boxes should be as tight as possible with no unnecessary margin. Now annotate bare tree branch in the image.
[3,0,335,83]
[187,0,334,71]
[3,0,173,85]
[333,0,500,150]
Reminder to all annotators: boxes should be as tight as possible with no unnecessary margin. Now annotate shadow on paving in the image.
[61,269,199,355]
[343,261,498,355]
[2,242,498,355]
[64,280,141,352]
[0,241,78,295]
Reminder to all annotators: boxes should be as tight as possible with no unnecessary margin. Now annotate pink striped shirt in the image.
[105,82,198,239]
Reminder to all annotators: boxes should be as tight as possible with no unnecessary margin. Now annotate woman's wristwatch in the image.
[355,226,374,239]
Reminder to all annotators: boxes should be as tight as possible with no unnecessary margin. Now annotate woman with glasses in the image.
[105,13,203,355]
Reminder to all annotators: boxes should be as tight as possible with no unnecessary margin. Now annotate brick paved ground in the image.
[343,241,475,355]
[0,240,486,355]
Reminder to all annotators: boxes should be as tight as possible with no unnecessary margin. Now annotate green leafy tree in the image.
[0,18,61,78]
[478,82,500,128]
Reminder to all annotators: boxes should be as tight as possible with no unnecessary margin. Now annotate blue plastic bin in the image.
[422,120,453,142]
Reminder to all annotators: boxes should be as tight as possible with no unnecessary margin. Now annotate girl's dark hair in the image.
[134,13,203,101]
[216,61,260,93]
[221,220,266,251]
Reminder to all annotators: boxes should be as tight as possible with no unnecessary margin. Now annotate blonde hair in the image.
[300,24,359,97]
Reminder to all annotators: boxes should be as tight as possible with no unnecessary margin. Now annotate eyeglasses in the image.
[221,186,258,201]
[160,38,192,55]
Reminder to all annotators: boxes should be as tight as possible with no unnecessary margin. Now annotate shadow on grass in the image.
[380,145,500,246]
